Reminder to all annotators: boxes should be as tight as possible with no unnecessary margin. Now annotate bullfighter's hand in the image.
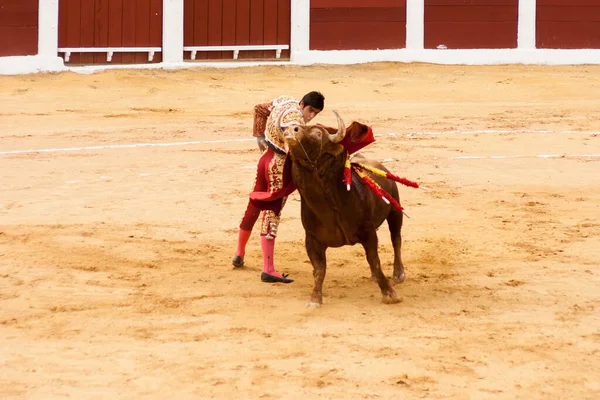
[257,136,268,152]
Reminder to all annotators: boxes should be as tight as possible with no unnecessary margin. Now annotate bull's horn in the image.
[328,109,346,143]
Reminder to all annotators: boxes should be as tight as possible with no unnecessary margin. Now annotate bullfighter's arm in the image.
[253,102,272,151]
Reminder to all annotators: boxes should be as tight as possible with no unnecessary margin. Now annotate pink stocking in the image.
[235,228,252,258]
[261,235,282,278]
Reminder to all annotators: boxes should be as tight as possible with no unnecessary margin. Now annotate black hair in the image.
[301,91,325,111]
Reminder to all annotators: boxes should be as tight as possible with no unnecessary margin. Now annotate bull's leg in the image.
[387,208,406,283]
[305,234,327,308]
[362,229,400,304]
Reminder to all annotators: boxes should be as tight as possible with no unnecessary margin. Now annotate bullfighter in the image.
[232,91,325,284]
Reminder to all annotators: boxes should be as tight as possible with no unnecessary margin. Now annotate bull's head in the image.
[277,110,346,168]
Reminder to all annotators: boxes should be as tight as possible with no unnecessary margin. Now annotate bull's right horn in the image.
[328,109,346,143]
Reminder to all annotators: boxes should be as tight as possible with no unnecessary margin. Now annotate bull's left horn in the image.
[328,110,346,143]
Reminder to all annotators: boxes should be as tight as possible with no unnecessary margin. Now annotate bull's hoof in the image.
[382,287,402,304]
[393,272,406,283]
[232,255,244,269]
[306,301,322,309]
[382,295,402,304]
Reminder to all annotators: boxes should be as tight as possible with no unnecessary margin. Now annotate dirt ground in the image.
[1,63,599,399]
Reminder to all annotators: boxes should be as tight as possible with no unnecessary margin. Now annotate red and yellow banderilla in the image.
[343,154,425,212]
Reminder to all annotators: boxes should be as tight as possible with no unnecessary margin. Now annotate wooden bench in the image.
[58,47,162,63]
[183,45,290,60]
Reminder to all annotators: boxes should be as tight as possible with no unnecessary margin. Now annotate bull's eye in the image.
[293,127,299,133]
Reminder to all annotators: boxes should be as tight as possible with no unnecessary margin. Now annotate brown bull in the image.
[278,111,406,307]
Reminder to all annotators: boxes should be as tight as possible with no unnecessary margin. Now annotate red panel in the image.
[0,27,38,56]
[312,0,405,7]
[424,1,518,7]
[426,0,517,4]
[0,0,38,56]
[59,0,81,63]
[184,0,290,60]
[80,0,95,63]
[426,7,518,22]
[0,0,38,26]
[121,0,137,63]
[184,0,194,59]
[58,0,68,53]
[310,5,406,50]
[135,0,151,62]
[537,22,600,48]
[0,0,38,14]
[425,1,518,7]
[538,0,600,5]
[58,0,162,65]
[427,22,517,49]
[424,1,518,49]
[194,0,209,59]
[277,0,290,58]
[243,0,264,59]
[94,0,109,63]
[235,0,250,48]
[538,6,600,21]
[208,0,224,59]
[312,7,406,23]
[222,0,237,46]
[150,0,163,62]
[537,3,600,48]
[107,0,123,63]
[263,0,278,59]
[311,22,406,50]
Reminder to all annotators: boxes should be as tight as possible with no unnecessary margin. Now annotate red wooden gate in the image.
[184,0,290,60]
[310,0,407,50]
[0,0,38,57]
[425,0,518,49]
[537,0,600,49]
[58,0,163,64]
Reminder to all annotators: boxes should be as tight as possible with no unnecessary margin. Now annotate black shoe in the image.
[232,255,244,268]
[261,272,294,284]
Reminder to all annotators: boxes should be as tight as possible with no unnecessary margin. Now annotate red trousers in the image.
[239,149,295,238]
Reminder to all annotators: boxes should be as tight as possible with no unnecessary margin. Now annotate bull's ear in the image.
[327,143,346,157]
[323,128,346,157]
[346,122,370,143]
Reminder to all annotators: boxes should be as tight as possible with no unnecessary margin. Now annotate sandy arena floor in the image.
[1,63,599,399]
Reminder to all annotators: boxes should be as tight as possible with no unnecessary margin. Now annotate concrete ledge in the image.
[3,49,600,76]
[292,49,600,66]
[0,56,65,76]
[62,60,292,75]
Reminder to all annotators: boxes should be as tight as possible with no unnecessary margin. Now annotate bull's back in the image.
[351,153,400,201]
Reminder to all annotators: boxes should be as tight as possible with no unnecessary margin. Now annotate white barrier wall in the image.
[291,0,600,66]
[162,0,185,65]
[406,0,425,50]
[1,0,600,75]
[518,0,536,50]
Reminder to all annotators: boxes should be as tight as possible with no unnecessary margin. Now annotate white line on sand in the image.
[453,154,600,160]
[1,129,597,156]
